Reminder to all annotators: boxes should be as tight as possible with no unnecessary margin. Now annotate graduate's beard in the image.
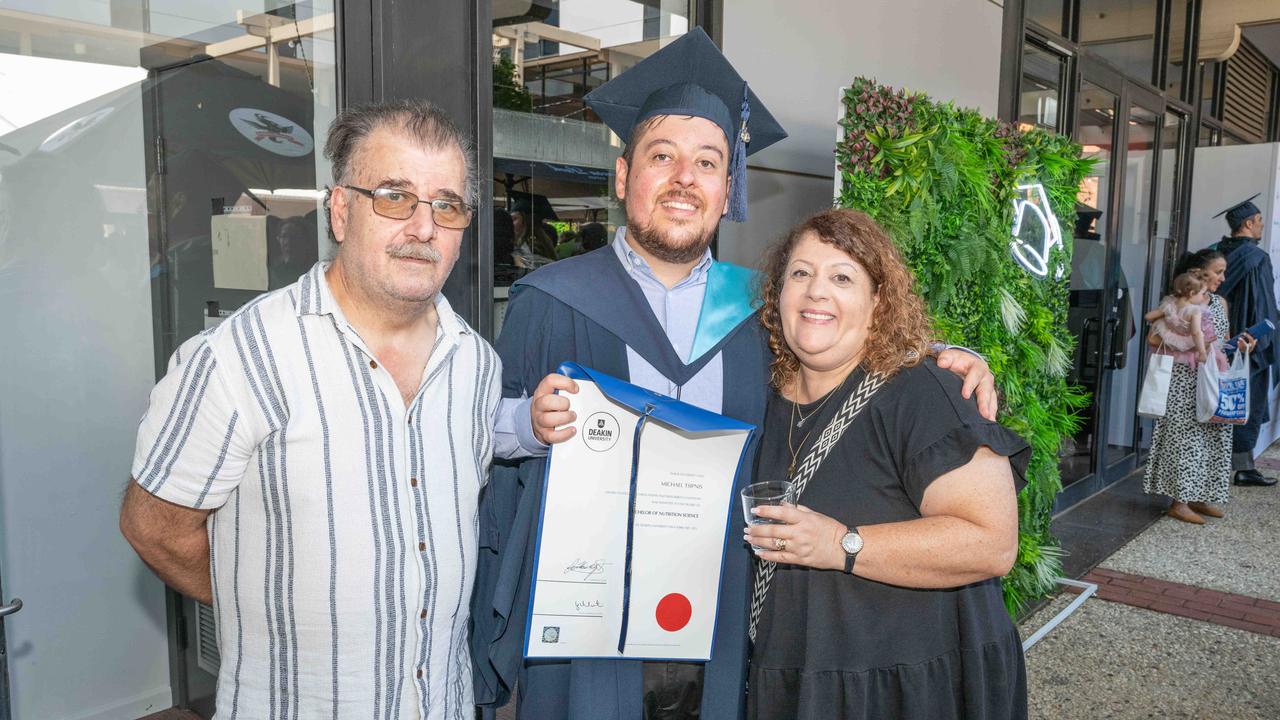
[628,218,717,265]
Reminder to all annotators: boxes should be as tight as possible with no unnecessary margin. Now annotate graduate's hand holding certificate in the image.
[524,363,755,661]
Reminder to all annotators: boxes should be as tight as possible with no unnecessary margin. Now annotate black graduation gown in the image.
[1218,235,1280,376]
[471,247,770,720]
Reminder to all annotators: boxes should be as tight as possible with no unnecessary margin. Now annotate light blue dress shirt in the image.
[494,228,725,458]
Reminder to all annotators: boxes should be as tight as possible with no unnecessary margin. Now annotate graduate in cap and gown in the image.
[1214,194,1280,487]
[470,28,997,720]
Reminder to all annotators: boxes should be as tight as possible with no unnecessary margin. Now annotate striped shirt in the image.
[132,262,501,720]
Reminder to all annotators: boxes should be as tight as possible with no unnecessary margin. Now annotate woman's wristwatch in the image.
[840,526,863,574]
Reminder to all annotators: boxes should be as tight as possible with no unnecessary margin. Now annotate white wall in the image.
[717,0,1005,267]
[0,62,171,719]
[723,0,1005,178]
[718,167,833,268]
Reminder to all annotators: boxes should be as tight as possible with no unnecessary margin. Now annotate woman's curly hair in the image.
[758,208,933,390]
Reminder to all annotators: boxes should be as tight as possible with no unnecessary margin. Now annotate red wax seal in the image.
[655,593,692,632]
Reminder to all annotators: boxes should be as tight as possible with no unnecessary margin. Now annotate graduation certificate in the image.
[524,363,755,660]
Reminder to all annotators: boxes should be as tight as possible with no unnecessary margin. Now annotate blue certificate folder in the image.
[523,362,756,661]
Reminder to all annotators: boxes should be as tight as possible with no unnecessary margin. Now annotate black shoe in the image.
[1233,470,1278,487]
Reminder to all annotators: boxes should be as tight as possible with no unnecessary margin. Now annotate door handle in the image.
[1081,317,1100,368]
[0,597,22,618]
[1103,317,1123,370]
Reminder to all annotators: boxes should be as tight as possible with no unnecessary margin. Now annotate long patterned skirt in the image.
[1143,361,1232,504]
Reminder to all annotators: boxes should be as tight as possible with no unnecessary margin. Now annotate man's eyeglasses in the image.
[340,185,473,229]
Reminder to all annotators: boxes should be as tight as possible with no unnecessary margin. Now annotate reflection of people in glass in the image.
[510,197,557,262]
[472,29,997,720]
[578,221,608,253]
[1213,194,1280,487]
[267,213,319,288]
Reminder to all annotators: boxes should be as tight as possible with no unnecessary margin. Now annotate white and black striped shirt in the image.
[132,262,501,720]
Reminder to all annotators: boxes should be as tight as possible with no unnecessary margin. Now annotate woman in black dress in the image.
[743,209,1030,720]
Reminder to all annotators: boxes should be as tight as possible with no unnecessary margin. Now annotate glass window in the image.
[0,2,338,715]
[491,0,694,332]
[1164,0,1191,98]
[1222,131,1250,146]
[1199,61,1219,119]
[1198,123,1220,147]
[1019,41,1068,133]
[1079,0,1157,85]
[1025,0,1070,37]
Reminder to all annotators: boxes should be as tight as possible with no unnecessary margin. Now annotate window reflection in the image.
[491,0,694,332]
[1079,0,1156,85]
[1020,42,1066,133]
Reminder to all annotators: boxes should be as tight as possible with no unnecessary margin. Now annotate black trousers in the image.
[1232,367,1271,460]
[642,661,704,720]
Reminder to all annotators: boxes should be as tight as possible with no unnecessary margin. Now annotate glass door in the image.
[1103,90,1164,477]
[1063,59,1167,494]
[1064,77,1119,487]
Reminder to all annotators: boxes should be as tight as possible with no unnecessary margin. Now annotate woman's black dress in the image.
[747,359,1031,720]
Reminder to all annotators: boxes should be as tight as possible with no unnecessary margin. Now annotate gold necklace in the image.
[786,374,850,476]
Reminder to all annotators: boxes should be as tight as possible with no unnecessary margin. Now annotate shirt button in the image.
[420,609,427,619]
[419,542,426,551]
[416,669,423,679]
[369,360,378,369]
[410,477,418,487]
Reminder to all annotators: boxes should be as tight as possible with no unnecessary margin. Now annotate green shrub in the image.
[836,77,1094,614]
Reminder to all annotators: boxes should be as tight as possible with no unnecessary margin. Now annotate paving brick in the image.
[1126,589,1168,607]
[1163,606,1213,622]
[1216,617,1272,635]
[1110,578,1148,592]
[1139,576,1179,591]
[1148,601,1191,616]
[1194,588,1231,602]
[1243,612,1280,627]
[1218,599,1258,615]
[1187,601,1246,619]
[1255,599,1280,613]
[1162,586,1200,601]
[1090,568,1126,580]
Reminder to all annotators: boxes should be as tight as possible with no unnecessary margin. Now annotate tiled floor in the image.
[1050,469,1167,579]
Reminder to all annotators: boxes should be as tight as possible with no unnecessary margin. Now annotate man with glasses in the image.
[121,100,499,719]
[470,29,996,720]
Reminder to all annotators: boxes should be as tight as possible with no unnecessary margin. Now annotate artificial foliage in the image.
[836,77,1094,614]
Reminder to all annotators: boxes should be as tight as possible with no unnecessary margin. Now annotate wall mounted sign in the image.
[1010,183,1064,279]
[229,108,313,158]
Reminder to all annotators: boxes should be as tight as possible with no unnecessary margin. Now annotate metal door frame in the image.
[1057,56,1168,509]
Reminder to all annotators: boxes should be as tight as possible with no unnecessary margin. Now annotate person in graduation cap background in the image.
[469,28,998,720]
[1214,194,1280,487]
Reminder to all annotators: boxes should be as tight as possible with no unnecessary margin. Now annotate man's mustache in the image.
[387,243,443,262]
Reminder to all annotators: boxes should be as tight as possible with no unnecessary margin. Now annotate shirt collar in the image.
[611,227,713,287]
[298,260,470,339]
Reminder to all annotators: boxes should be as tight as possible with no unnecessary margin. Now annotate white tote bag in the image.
[1138,351,1174,419]
[1197,344,1249,424]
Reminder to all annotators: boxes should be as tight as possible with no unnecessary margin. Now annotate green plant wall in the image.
[836,77,1094,614]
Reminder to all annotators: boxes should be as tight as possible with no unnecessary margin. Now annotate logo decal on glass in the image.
[229,108,313,157]
[41,107,115,153]
[1010,183,1064,279]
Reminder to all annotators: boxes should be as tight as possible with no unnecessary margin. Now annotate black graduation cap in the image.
[583,27,786,222]
[507,190,559,222]
[1212,193,1262,227]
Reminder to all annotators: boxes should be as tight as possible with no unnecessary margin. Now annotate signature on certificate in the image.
[574,599,605,614]
[564,558,608,582]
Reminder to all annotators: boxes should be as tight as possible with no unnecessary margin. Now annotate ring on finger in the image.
[773,537,787,552]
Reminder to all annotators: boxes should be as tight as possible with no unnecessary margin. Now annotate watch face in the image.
[841,531,863,555]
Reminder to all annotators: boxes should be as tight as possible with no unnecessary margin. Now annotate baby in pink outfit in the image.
[1145,271,1227,371]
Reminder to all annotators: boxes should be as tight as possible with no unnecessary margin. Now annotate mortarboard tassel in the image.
[729,81,750,222]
